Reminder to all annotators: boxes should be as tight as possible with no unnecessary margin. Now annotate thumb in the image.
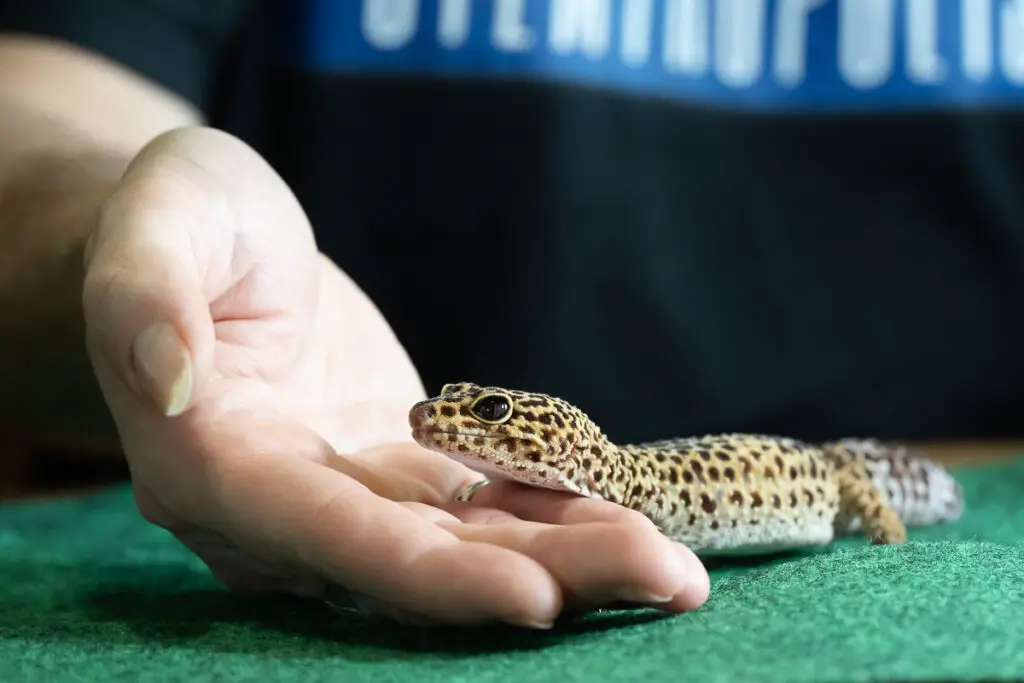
[82,162,218,418]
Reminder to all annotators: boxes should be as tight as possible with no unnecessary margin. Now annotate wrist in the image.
[0,150,128,450]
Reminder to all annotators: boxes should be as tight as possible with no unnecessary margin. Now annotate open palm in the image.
[82,127,709,627]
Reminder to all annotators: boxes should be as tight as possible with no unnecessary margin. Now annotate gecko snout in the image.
[407,401,435,432]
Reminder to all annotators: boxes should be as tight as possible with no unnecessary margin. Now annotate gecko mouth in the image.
[410,427,504,447]
[415,428,504,439]
[409,428,585,495]
[410,428,549,461]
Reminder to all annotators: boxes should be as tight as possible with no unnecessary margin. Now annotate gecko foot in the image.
[453,478,491,502]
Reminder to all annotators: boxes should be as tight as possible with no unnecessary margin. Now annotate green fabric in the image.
[2,458,1023,683]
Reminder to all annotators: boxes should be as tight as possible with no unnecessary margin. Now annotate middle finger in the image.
[440,518,709,612]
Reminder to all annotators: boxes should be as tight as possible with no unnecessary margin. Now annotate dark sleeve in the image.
[0,0,248,112]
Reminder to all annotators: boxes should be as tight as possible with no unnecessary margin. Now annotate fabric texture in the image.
[1,458,1022,683]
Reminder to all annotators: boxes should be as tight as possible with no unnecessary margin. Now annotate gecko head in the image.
[408,382,605,496]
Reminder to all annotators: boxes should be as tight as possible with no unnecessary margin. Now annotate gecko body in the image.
[408,383,965,555]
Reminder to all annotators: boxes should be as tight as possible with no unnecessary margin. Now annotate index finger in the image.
[457,479,660,529]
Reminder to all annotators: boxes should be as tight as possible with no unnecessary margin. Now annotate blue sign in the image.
[279,0,1024,111]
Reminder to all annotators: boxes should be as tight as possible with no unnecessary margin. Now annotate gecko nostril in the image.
[408,404,430,429]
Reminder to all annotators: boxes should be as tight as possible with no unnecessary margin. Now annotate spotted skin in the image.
[408,383,965,555]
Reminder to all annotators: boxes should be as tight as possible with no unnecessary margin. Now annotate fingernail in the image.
[617,586,675,604]
[513,618,555,630]
[131,323,193,416]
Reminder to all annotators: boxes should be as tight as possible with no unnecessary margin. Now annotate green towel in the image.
[2,458,1022,683]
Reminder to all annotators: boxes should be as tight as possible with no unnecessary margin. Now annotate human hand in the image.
[81,126,710,627]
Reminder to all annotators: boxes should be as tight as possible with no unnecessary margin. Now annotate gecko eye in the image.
[470,394,513,424]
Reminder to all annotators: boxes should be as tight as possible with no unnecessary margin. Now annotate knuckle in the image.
[81,258,125,317]
[614,505,662,531]
[602,519,663,555]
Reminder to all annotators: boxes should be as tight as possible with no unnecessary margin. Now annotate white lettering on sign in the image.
[549,0,613,60]
[437,0,471,49]
[1000,0,1024,84]
[906,0,947,83]
[773,0,828,87]
[962,0,993,82]
[838,0,895,90]
[492,0,535,52]
[362,0,420,50]
[621,0,655,67]
[715,0,768,88]
[354,0,1024,101]
[663,0,709,75]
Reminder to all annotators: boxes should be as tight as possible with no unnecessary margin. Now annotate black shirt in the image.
[5,0,1024,443]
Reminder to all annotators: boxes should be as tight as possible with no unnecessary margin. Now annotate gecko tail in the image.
[820,438,965,531]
